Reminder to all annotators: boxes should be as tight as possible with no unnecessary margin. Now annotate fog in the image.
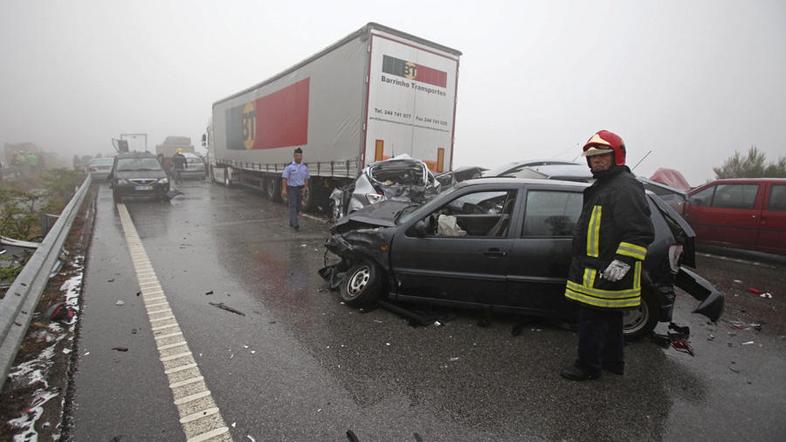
[2,0,784,185]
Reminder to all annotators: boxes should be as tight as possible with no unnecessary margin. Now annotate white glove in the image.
[601,260,631,282]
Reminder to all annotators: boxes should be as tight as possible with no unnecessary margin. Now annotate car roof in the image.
[458,177,589,189]
[703,178,786,183]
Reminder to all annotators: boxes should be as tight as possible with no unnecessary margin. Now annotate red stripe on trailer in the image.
[252,78,310,149]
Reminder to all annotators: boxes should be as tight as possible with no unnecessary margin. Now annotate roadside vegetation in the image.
[714,146,786,179]
[0,168,85,283]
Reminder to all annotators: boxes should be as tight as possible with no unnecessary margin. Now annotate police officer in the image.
[282,147,310,230]
[561,130,654,381]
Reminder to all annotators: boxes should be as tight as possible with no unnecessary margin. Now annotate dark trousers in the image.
[577,306,624,374]
[288,186,303,227]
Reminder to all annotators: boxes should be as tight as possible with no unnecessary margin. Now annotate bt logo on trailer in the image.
[242,101,256,150]
[382,55,447,88]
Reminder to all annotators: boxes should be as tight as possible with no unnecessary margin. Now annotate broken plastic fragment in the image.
[741,341,754,346]
[760,292,772,299]
[448,357,459,362]
[116,300,125,306]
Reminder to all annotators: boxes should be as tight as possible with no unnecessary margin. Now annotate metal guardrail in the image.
[0,174,92,386]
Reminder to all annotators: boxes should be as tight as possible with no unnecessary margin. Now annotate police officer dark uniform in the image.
[560,130,654,381]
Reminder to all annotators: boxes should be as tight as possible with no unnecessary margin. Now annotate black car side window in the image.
[420,190,516,238]
[522,191,582,237]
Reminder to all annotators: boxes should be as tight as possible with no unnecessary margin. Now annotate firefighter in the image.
[560,130,654,381]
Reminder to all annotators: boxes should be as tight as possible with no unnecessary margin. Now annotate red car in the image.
[684,178,786,254]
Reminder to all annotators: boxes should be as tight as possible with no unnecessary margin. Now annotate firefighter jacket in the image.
[564,166,655,309]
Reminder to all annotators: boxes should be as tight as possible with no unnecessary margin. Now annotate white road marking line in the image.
[165,363,198,375]
[152,323,180,331]
[158,341,188,351]
[180,407,219,424]
[174,390,212,406]
[116,203,229,441]
[154,331,184,340]
[161,352,193,362]
[170,376,205,389]
[186,426,229,442]
[146,301,170,308]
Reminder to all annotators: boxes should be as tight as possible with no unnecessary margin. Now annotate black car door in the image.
[390,185,520,306]
[507,186,584,315]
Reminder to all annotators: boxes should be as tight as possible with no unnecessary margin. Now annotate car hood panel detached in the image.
[675,266,724,321]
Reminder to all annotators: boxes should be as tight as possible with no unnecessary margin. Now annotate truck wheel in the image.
[623,286,659,340]
[339,260,383,308]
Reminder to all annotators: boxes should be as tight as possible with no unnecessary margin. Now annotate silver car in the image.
[329,154,440,222]
[87,157,114,180]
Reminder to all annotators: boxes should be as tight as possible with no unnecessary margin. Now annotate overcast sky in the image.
[2,0,784,184]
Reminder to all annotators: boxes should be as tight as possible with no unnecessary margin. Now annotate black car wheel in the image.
[339,260,383,308]
[623,287,659,340]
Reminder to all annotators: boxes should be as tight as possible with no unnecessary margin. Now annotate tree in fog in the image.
[713,146,786,178]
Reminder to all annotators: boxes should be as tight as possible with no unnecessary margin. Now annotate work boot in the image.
[560,365,600,381]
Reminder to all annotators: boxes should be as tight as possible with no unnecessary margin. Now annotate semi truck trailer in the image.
[206,22,461,212]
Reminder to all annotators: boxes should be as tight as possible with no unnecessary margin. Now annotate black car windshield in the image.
[116,158,162,171]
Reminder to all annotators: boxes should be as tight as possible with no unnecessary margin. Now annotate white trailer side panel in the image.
[212,36,367,177]
[364,30,459,173]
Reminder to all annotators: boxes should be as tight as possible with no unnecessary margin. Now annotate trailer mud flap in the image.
[675,266,724,322]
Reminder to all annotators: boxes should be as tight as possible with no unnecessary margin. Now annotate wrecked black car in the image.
[321,178,724,339]
[328,154,440,222]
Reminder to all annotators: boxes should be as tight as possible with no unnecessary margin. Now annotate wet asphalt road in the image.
[70,181,786,441]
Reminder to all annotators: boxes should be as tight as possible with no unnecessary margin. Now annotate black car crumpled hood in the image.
[331,200,415,234]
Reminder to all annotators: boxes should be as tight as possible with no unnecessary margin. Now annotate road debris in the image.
[111,347,128,352]
[378,300,431,327]
[45,302,75,323]
[733,279,742,284]
[511,317,537,336]
[448,357,460,362]
[346,430,360,442]
[115,300,124,306]
[205,290,214,295]
[741,341,755,346]
[759,292,773,299]
[208,302,246,316]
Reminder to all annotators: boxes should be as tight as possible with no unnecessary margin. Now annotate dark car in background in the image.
[322,178,724,339]
[684,178,786,254]
[109,152,170,203]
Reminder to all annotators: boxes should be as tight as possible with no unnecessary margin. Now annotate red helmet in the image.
[582,130,626,166]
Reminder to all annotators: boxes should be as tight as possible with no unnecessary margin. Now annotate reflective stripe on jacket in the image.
[564,166,654,309]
